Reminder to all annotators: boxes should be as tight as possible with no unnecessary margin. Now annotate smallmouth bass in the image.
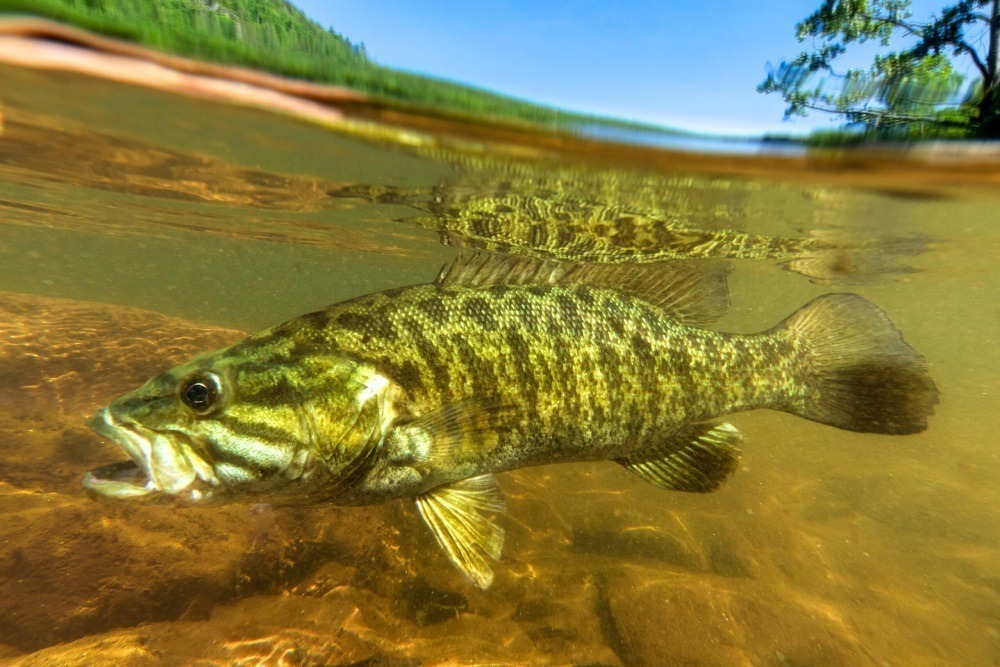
[84,254,938,587]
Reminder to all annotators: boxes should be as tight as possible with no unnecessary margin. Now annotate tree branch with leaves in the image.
[759,0,1000,137]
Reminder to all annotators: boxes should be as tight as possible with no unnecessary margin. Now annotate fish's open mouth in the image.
[83,408,159,499]
[82,459,159,499]
[83,408,217,502]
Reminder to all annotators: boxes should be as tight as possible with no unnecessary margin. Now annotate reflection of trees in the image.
[1,116,332,210]
[0,114,415,254]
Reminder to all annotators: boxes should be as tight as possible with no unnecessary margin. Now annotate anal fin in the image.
[415,474,506,589]
[618,422,742,493]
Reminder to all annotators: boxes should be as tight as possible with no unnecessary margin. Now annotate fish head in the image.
[83,340,395,504]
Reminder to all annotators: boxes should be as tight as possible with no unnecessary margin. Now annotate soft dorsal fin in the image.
[438,253,730,326]
[415,474,506,589]
[618,421,743,493]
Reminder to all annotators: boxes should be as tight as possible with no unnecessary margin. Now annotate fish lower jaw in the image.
[82,460,214,503]
[82,461,159,499]
[84,408,216,502]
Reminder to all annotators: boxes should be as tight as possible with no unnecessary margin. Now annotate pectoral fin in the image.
[618,422,742,493]
[415,474,506,589]
[393,398,514,465]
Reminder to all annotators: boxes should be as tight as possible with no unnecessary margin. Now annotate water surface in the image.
[0,57,998,666]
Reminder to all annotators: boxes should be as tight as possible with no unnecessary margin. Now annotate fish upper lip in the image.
[87,408,148,468]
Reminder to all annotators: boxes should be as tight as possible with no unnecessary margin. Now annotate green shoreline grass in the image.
[0,0,699,138]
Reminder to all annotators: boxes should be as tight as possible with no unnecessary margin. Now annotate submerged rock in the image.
[4,588,620,666]
[597,566,870,667]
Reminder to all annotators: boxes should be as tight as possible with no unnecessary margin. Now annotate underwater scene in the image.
[1,45,999,666]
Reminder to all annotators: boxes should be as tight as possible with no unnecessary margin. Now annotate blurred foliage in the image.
[759,0,1000,138]
[0,0,664,130]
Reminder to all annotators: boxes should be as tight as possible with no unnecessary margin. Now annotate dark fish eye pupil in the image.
[182,375,218,413]
[186,383,209,404]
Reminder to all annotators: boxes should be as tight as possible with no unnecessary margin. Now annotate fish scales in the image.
[431,194,813,264]
[227,282,800,479]
[83,254,937,588]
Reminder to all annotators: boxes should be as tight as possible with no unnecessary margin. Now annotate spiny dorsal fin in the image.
[438,253,730,326]
[415,474,506,589]
[437,252,573,287]
[618,421,742,493]
[391,398,515,465]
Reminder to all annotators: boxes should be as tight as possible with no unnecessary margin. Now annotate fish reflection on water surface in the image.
[3,113,930,285]
[364,155,932,284]
[356,146,930,284]
[84,253,938,587]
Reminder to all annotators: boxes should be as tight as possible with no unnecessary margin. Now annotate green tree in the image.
[759,0,1000,137]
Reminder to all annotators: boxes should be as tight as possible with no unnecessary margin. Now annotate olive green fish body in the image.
[246,283,792,502]
[84,254,938,588]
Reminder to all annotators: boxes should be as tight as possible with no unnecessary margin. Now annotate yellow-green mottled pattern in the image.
[425,193,815,264]
[221,282,806,497]
[338,149,831,266]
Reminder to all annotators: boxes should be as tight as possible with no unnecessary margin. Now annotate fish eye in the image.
[180,372,222,415]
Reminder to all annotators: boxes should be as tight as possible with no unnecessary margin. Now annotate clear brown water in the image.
[0,51,998,666]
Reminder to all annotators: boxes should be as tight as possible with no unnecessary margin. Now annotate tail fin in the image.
[781,294,938,434]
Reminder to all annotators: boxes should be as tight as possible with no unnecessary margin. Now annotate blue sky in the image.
[295,1,968,136]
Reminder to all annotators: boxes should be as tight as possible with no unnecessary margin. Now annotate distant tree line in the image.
[0,0,591,126]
